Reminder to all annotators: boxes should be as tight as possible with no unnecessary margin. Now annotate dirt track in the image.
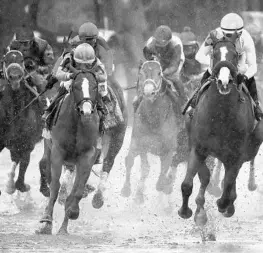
[0,126,263,253]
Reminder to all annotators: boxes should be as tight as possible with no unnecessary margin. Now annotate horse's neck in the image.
[204,83,243,117]
[139,94,173,126]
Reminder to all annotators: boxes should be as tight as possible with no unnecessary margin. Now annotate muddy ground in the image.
[0,126,262,253]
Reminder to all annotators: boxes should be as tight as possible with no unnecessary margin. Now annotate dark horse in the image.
[121,60,183,205]
[178,34,263,225]
[0,50,43,195]
[36,70,127,235]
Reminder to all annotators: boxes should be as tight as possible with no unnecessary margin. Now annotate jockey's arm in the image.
[195,41,212,67]
[96,58,108,97]
[55,55,72,81]
[243,33,257,79]
[163,44,183,76]
[43,43,54,66]
[143,37,156,61]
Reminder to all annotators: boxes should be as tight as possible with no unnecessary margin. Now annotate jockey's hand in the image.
[45,74,58,90]
[237,74,248,84]
[61,57,71,69]
[70,70,82,80]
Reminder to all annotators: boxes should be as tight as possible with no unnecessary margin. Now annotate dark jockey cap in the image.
[78,22,99,39]
[15,26,34,42]
[180,26,197,46]
[153,25,172,47]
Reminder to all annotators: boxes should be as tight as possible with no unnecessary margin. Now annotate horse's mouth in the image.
[217,81,232,95]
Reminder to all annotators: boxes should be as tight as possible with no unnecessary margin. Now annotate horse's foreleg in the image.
[248,158,257,191]
[216,162,241,216]
[15,150,32,192]
[207,158,223,197]
[58,165,75,205]
[121,140,137,198]
[66,148,94,221]
[178,148,200,219]
[134,153,150,204]
[157,150,174,194]
[39,140,51,197]
[5,158,18,195]
[194,160,210,226]
[36,146,63,235]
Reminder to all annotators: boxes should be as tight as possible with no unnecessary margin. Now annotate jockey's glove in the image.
[237,74,248,85]
[45,74,58,90]
[70,70,82,80]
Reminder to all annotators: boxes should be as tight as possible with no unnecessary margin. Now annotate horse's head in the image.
[71,70,98,118]
[211,34,239,95]
[138,60,163,101]
[3,50,25,90]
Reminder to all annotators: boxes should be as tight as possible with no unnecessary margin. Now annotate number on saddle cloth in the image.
[102,86,124,130]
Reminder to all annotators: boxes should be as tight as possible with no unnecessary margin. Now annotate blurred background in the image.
[1,0,263,122]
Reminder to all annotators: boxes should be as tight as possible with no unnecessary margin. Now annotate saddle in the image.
[45,85,124,132]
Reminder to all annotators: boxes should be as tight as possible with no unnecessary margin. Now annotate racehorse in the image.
[36,69,127,235]
[178,33,263,225]
[121,60,183,204]
[0,50,43,194]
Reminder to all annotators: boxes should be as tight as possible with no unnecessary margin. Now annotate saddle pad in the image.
[103,86,124,130]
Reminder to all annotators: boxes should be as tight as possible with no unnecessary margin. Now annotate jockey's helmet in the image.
[15,26,34,42]
[78,22,99,39]
[245,23,261,44]
[220,13,244,36]
[180,27,197,46]
[180,27,199,58]
[153,25,172,47]
[73,43,96,64]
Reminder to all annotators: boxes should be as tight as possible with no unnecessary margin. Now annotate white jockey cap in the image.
[220,13,244,34]
[73,43,95,64]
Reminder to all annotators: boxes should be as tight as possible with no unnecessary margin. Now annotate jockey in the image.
[70,22,114,77]
[180,26,202,82]
[8,25,56,93]
[43,43,108,163]
[191,13,263,121]
[245,23,263,65]
[133,25,186,112]
[44,43,109,123]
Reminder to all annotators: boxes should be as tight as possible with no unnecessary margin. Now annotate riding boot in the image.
[190,70,211,108]
[246,77,263,121]
[42,86,67,128]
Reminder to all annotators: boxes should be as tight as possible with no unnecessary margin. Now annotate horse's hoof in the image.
[162,184,173,195]
[5,183,16,195]
[15,182,31,192]
[248,183,257,192]
[82,184,95,198]
[223,204,235,218]
[92,190,104,209]
[57,227,68,236]
[35,222,52,235]
[207,184,222,198]
[121,185,131,198]
[178,207,193,219]
[207,233,216,241]
[134,192,144,205]
[40,185,50,198]
[216,199,228,213]
[66,207,79,220]
[194,208,208,226]
[164,205,173,215]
